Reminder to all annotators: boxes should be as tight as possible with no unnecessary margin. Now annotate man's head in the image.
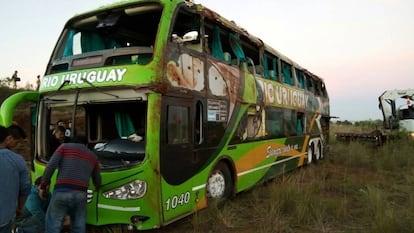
[56,120,66,127]
[53,126,66,142]
[6,125,26,149]
[34,176,49,200]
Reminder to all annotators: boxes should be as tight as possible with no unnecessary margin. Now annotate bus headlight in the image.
[103,180,147,200]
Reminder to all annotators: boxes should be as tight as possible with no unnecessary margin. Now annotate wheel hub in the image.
[207,172,225,198]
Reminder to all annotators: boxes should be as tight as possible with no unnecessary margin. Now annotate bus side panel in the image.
[226,138,306,193]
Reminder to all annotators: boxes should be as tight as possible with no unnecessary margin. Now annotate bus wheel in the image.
[307,143,314,164]
[318,141,323,160]
[311,143,318,164]
[206,163,233,205]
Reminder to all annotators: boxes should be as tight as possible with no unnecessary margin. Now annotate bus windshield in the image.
[38,94,148,169]
[47,3,163,73]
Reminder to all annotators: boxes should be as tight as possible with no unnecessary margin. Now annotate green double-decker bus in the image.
[0,0,330,230]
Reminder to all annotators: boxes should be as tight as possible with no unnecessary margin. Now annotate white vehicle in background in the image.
[336,89,414,146]
[379,89,414,138]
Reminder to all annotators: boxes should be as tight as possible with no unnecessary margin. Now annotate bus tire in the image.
[318,141,323,160]
[206,162,233,206]
[311,142,318,164]
[307,143,314,164]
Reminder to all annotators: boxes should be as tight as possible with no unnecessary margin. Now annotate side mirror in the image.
[182,31,198,42]
[172,31,199,43]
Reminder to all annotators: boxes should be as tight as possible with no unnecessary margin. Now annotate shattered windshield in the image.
[48,3,163,73]
[38,99,148,170]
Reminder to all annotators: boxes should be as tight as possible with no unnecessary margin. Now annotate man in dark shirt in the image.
[6,124,27,150]
[48,126,66,160]
[41,136,101,233]
[11,70,19,89]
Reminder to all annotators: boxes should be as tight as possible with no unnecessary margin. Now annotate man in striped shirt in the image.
[41,136,101,233]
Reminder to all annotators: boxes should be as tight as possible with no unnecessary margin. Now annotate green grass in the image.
[144,123,414,233]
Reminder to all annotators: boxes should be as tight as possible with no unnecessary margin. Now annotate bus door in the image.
[160,96,197,222]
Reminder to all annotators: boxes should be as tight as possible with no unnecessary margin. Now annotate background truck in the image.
[336,89,414,146]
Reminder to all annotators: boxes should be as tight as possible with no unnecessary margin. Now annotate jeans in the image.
[15,215,43,233]
[45,191,86,233]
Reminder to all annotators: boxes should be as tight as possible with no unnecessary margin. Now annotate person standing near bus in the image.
[35,75,41,91]
[48,126,66,159]
[41,135,101,233]
[11,70,20,89]
[6,124,27,151]
[0,125,31,233]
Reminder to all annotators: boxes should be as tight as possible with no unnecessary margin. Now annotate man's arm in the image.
[41,149,63,187]
[16,196,27,219]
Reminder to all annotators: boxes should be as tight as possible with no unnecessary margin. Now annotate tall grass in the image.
[99,123,414,233]
[177,131,414,233]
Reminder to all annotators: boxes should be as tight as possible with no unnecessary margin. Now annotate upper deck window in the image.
[281,60,293,86]
[48,3,163,73]
[295,69,305,89]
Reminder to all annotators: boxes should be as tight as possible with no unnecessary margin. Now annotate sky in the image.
[1,0,413,121]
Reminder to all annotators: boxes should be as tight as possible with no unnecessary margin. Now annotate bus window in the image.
[229,33,246,65]
[262,53,270,78]
[296,69,305,89]
[49,3,162,72]
[272,57,280,81]
[283,109,296,136]
[297,112,305,135]
[204,19,242,65]
[281,60,293,86]
[321,82,328,97]
[305,73,314,93]
[167,105,189,144]
[246,106,260,138]
[206,23,225,61]
[195,101,203,145]
[239,35,261,75]
[43,105,86,160]
[230,106,263,143]
[86,102,146,143]
[265,107,283,138]
[262,53,279,81]
[314,80,322,96]
[171,8,201,52]
[230,114,248,144]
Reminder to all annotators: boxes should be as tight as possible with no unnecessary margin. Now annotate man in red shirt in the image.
[41,136,101,233]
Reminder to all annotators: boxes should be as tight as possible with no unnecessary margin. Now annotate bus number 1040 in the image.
[165,192,191,211]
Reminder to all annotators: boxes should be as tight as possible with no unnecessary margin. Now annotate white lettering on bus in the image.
[40,68,127,89]
[42,76,59,88]
[165,192,191,211]
[257,79,309,109]
[266,144,299,158]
